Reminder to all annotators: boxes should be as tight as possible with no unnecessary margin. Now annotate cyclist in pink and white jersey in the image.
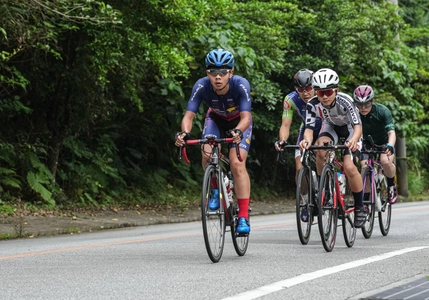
[175,49,252,234]
[299,68,366,228]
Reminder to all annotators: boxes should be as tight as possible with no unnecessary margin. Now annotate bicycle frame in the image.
[324,146,352,217]
[364,154,384,211]
[317,143,356,252]
[361,135,392,237]
[179,134,247,262]
[181,135,242,214]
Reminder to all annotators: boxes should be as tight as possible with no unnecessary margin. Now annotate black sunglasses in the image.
[296,86,313,93]
[207,69,231,77]
[356,102,373,109]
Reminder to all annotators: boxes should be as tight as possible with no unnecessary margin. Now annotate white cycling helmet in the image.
[312,68,339,90]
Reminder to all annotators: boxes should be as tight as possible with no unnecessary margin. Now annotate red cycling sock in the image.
[237,198,250,219]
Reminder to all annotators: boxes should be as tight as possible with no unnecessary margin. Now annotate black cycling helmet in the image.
[293,69,313,88]
[205,49,235,69]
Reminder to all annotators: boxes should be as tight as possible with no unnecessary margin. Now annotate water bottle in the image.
[312,170,318,193]
[337,172,346,196]
[224,174,229,189]
[224,174,233,205]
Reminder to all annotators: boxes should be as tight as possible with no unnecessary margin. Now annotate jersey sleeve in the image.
[281,93,297,119]
[236,77,252,112]
[304,97,319,130]
[380,104,395,132]
[343,94,361,126]
[186,79,206,113]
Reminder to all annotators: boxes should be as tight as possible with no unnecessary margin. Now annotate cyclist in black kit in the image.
[299,68,366,228]
[275,69,322,182]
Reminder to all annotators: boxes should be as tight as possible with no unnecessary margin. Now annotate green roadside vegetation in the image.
[0,0,428,217]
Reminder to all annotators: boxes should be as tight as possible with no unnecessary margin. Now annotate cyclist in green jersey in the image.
[353,85,398,204]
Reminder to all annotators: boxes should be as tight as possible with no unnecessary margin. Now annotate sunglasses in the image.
[356,102,373,109]
[316,89,336,97]
[296,86,313,93]
[207,69,231,77]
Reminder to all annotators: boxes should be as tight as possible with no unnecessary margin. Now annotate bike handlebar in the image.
[277,143,350,164]
[278,143,352,163]
[179,136,243,164]
[282,144,349,151]
[361,135,386,154]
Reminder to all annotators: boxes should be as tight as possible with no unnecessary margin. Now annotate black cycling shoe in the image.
[354,206,366,228]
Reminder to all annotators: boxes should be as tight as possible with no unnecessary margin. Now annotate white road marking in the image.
[222,246,429,300]
[398,281,429,299]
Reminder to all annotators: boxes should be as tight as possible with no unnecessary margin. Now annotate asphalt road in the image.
[1,201,428,300]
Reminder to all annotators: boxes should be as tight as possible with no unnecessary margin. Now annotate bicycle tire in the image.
[361,167,375,239]
[230,202,249,256]
[296,166,313,245]
[341,177,356,247]
[378,175,392,236]
[317,164,338,252]
[201,165,226,263]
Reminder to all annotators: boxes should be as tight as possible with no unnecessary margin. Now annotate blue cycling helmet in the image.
[205,49,235,69]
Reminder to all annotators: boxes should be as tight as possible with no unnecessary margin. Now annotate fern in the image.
[0,167,21,189]
[26,172,54,205]
[24,152,56,205]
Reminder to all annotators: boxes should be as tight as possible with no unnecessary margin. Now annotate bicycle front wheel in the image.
[296,166,313,245]
[361,167,375,239]
[341,179,356,247]
[318,165,338,252]
[201,165,226,263]
[378,175,392,236]
[230,203,249,256]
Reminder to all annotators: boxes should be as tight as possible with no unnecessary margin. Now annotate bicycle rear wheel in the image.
[361,167,375,239]
[378,175,392,236]
[341,179,356,247]
[230,203,249,256]
[296,166,313,245]
[201,165,226,263]
[318,165,338,252]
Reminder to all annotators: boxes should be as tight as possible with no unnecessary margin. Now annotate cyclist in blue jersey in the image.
[299,68,366,228]
[354,85,398,204]
[275,69,322,181]
[175,49,253,234]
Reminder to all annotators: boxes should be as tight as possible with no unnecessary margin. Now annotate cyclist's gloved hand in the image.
[175,131,190,147]
[275,140,287,151]
[231,128,243,144]
[385,143,395,155]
